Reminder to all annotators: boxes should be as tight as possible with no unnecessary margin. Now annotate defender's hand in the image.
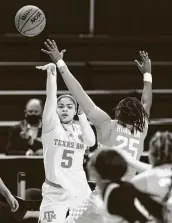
[135,51,151,74]
[41,39,66,63]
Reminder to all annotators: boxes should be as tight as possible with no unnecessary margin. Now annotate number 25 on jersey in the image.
[116,135,139,159]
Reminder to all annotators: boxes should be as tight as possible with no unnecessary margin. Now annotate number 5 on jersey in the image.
[61,149,74,168]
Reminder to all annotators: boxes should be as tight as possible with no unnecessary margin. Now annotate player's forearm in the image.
[126,156,151,173]
[0,178,11,198]
[78,113,96,147]
[141,73,152,114]
[46,70,57,101]
[43,70,57,124]
[57,62,96,115]
[114,147,151,173]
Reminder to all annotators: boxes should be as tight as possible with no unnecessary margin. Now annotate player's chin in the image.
[61,117,73,124]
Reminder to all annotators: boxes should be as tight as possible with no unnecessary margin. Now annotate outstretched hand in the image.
[41,39,66,63]
[36,63,57,75]
[135,51,151,74]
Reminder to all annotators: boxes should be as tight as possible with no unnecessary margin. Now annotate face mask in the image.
[26,115,41,125]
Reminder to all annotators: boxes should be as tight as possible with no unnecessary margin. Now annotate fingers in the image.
[134,60,143,73]
[139,51,146,62]
[52,40,57,48]
[36,65,47,70]
[61,49,66,54]
[47,39,55,48]
[61,49,66,57]
[36,65,50,71]
[135,60,141,68]
[11,199,19,212]
[44,41,52,51]
[41,49,50,54]
[139,51,149,62]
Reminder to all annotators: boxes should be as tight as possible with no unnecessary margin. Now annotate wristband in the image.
[56,59,66,68]
[143,72,152,83]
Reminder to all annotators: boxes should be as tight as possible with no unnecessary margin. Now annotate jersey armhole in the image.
[103,183,118,214]
[42,114,61,135]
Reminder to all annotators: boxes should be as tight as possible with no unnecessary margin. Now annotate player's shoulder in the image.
[111,119,118,129]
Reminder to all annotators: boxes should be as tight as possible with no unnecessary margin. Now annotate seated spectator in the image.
[6,98,43,156]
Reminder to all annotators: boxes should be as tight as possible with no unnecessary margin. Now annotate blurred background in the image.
[0,0,172,219]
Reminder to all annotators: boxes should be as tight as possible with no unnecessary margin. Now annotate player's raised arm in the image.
[41,39,111,129]
[135,51,152,116]
[36,63,60,133]
[77,106,96,147]
[112,147,151,173]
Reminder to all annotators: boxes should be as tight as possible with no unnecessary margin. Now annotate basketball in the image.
[15,5,46,37]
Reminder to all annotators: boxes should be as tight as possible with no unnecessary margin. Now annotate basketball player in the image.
[36,63,95,223]
[88,132,172,223]
[41,39,152,180]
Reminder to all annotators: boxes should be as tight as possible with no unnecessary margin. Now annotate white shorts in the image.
[39,182,91,223]
[39,182,69,223]
[39,204,68,223]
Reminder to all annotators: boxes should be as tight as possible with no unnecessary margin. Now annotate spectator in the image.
[6,99,43,156]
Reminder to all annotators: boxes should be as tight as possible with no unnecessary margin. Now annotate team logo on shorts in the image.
[43,211,56,222]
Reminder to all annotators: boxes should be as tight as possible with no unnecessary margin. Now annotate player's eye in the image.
[68,106,73,109]
[58,106,63,109]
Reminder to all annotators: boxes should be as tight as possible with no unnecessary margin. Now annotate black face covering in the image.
[26,115,41,125]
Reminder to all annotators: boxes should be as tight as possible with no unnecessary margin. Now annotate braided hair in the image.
[149,131,172,223]
[114,97,149,134]
[149,131,172,166]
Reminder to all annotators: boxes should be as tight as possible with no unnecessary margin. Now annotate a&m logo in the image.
[43,211,56,222]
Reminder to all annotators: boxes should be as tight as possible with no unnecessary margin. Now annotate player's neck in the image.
[126,124,133,130]
[63,120,73,125]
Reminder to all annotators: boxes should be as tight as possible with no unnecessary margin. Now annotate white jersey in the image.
[41,68,95,203]
[132,164,172,223]
[42,121,91,198]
